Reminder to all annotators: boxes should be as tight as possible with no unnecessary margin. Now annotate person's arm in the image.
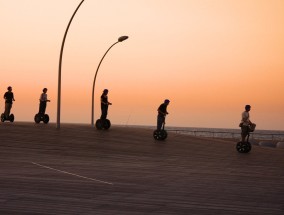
[39,93,43,102]
[100,97,105,104]
[242,113,247,122]
[40,93,50,102]
[158,106,167,116]
[101,96,107,105]
[242,112,252,125]
[12,94,15,101]
[106,96,111,105]
[101,95,111,105]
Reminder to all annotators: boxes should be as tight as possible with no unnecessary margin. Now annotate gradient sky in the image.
[1,0,284,130]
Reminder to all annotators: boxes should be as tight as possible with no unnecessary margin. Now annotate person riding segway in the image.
[236,104,256,153]
[153,99,170,140]
[96,89,112,130]
[34,88,50,124]
[1,86,15,122]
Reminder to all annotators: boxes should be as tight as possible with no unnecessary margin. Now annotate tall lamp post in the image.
[57,0,85,129]
[91,36,129,127]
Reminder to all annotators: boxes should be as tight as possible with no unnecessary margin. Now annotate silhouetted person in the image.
[3,86,15,118]
[39,88,50,115]
[240,104,254,142]
[100,89,112,121]
[157,99,170,130]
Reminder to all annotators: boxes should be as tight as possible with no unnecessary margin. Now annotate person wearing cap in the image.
[3,86,15,118]
[157,99,170,130]
[240,105,254,142]
[100,89,112,122]
[38,88,50,115]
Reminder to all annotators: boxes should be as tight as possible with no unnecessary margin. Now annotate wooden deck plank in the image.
[0,122,283,214]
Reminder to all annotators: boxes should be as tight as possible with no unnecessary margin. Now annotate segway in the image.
[95,119,111,130]
[236,135,252,153]
[236,124,256,153]
[1,113,14,122]
[34,113,49,124]
[153,121,168,140]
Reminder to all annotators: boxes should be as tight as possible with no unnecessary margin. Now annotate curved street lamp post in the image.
[91,36,129,127]
[57,0,85,129]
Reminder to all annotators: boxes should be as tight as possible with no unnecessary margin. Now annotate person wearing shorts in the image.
[240,105,254,142]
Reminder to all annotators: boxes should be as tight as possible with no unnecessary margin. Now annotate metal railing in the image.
[167,129,284,141]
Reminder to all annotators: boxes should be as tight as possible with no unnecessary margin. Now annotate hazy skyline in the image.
[1,0,284,130]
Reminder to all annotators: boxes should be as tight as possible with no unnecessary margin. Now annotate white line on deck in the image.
[31,162,113,185]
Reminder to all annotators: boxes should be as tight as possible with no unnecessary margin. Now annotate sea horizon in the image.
[7,121,284,141]
[11,121,284,132]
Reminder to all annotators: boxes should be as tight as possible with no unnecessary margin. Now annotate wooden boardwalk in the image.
[0,122,283,214]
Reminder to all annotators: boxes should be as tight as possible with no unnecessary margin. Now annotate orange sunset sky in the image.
[1,0,284,130]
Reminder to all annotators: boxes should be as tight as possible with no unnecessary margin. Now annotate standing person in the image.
[157,99,170,130]
[39,88,50,115]
[3,86,15,118]
[240,104,255,142]
[100,89,112,121]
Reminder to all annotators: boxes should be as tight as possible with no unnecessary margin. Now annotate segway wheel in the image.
[153,130,168,140]
[34,114,41,123]
[43,114,49,124]
[9,114,14,122]
[162,130,168,140]
[236,141,252,153]
[95,119,103,130]
[1,113,5,122]
[103,119,111,130]
[245,142,252,153]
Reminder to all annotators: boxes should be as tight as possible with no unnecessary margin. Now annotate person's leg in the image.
[4,103,9,118]
[105,105,108,119]
[241,133,246,143]
[4,103,11,118]
[157,115,164,130]
[42,102,47,114]
[157,116,160,130]
[39,102,44,114]
[241,126,249,142]
[100,105,107,120]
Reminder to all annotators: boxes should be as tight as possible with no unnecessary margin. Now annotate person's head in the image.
[164,99,170,105]
[245,105,251,111]
[7,86,12,91]
[103,89,108,95]
[43,88,48,93]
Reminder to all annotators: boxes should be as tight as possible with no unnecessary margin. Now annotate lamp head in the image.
[118,36,129,42]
